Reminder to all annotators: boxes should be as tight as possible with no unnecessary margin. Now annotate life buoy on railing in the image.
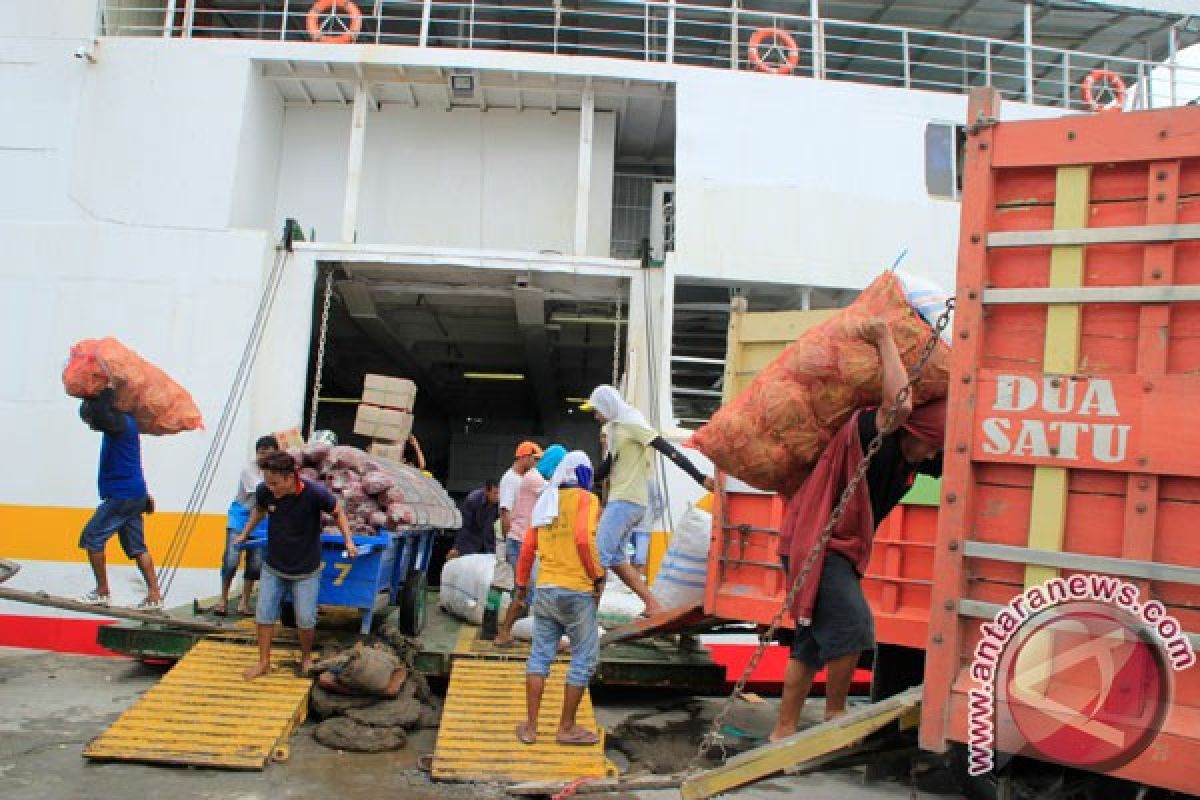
[1081,68,1126,112]
[306,0,363,44]
[748,27,800,75]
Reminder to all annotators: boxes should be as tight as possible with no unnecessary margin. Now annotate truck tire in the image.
[870,643,925,702]
[398,571,427,636]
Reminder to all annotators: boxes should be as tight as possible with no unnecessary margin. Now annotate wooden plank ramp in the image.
[678,686,923,800]
[83,637,311,769]
[432,657,616,783]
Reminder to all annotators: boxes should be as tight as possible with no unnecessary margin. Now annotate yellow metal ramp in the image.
[432,656,616,783]
[84,637,311,769]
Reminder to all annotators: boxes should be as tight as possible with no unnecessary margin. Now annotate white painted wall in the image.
[275,105,615,255]
[231,70,286,230]
[672,71,1065,291]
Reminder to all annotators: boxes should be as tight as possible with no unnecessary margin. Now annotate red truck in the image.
[701,90,1200,796]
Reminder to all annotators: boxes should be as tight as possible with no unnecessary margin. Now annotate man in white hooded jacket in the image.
[587,385,714,618]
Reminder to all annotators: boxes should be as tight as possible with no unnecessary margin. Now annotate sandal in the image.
[556,728,600,746]
[515,723,537,746]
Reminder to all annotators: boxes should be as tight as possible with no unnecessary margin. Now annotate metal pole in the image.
[163,0,177,37]
[419,0,431,47]
[813,0,824,80]
[1062,51,1070,108]
[374,0,382,44]
[902,29,910,88]
[730,0,739,70]
[574,84,596,256]
[1169,24,1178,107]
[1023,1,1034,103]
[183,0,196,38]
[280,0,289,40]
[984,40,992,86]
[666,0,676,64]
[341,82,369,244]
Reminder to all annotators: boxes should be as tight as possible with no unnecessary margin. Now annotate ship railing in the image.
[99,1,1200,112]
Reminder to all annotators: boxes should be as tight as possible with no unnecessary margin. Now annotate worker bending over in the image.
[587,385,714,618]
[769,319,945,740]
[515,451,603,746]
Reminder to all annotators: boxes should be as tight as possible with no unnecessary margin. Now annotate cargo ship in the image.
[2,0,1197,671]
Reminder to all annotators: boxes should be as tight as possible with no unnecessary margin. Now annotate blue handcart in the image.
[242,527,436,635]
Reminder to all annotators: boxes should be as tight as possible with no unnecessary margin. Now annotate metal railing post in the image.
[1169,25,1178,107]
[419,0,431,47]
[984,39,992,87]
[730,0,739,70]
[812,0,825,80]
[163,0,178,37]
[902,29,910,88]
[1062,51,1070,108]
[666,0,676,64]
[1023,1,1034,102]
[1138,61,1150,110]
[280,0,289,40]
[183,0,196,38]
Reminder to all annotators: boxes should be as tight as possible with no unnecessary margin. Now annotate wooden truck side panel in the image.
[920,92,1200,796]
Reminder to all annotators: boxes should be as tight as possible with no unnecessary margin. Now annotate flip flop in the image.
[555,729,600,746]
[515,724,537,746]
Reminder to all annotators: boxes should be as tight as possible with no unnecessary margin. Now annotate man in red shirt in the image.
[769,319,945,740]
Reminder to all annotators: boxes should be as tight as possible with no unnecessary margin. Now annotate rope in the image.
[687,299,955,771]
[156,245,292,599]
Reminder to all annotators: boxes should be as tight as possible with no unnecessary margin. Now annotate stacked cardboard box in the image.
[354,374,416,445]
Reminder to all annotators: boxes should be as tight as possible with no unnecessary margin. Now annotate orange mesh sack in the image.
[686,271,950,495]
[62,337,204,436]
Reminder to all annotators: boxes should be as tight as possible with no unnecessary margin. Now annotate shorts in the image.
[256,569,321,629]
[596,500,646,568]
[221,528,263,582]
[527,587,598,687]
[79,497,149,558]
[507,538,538,607]
[789,552,875,668]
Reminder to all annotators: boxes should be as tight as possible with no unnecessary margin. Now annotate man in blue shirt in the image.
[78,388,163,611]
[235,450,357,680]
[447,481,500,559]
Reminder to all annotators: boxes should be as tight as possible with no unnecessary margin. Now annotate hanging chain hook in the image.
[307,269,335,440]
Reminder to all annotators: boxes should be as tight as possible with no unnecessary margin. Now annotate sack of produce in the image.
[687,271,951,495]
[62,337,203,435]
[338,643,401,695]
[650,504,712,610]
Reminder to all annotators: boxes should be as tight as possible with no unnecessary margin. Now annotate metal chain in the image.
[307,269,335,440]
[688,299,955,772]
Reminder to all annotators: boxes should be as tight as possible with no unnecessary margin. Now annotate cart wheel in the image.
[398,571,427,636]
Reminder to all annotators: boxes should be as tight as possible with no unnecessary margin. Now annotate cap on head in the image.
[515,441,543,458]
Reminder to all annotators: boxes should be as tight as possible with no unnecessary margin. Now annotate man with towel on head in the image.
[587,385,714,618]
[769,318,946,740]
[515,451,604,746]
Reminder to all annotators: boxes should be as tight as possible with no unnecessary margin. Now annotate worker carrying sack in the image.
[62,337,204,436]
[687,270,951,495]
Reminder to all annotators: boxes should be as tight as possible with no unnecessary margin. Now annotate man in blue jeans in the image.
[588,385,713,618]
[215,434,278,616]
[78,388,163,611]
[236,451,357,680]
[514,451,603,746]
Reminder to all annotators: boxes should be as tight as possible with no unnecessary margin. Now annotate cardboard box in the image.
[361,374,417,411]
[368,442,407,463]
[354,404,413,443]
[274,426,305,450]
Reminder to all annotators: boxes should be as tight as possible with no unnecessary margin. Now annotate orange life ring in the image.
[748,27,800,75]
[1081,68,1126,113]
[306,0,362,44]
